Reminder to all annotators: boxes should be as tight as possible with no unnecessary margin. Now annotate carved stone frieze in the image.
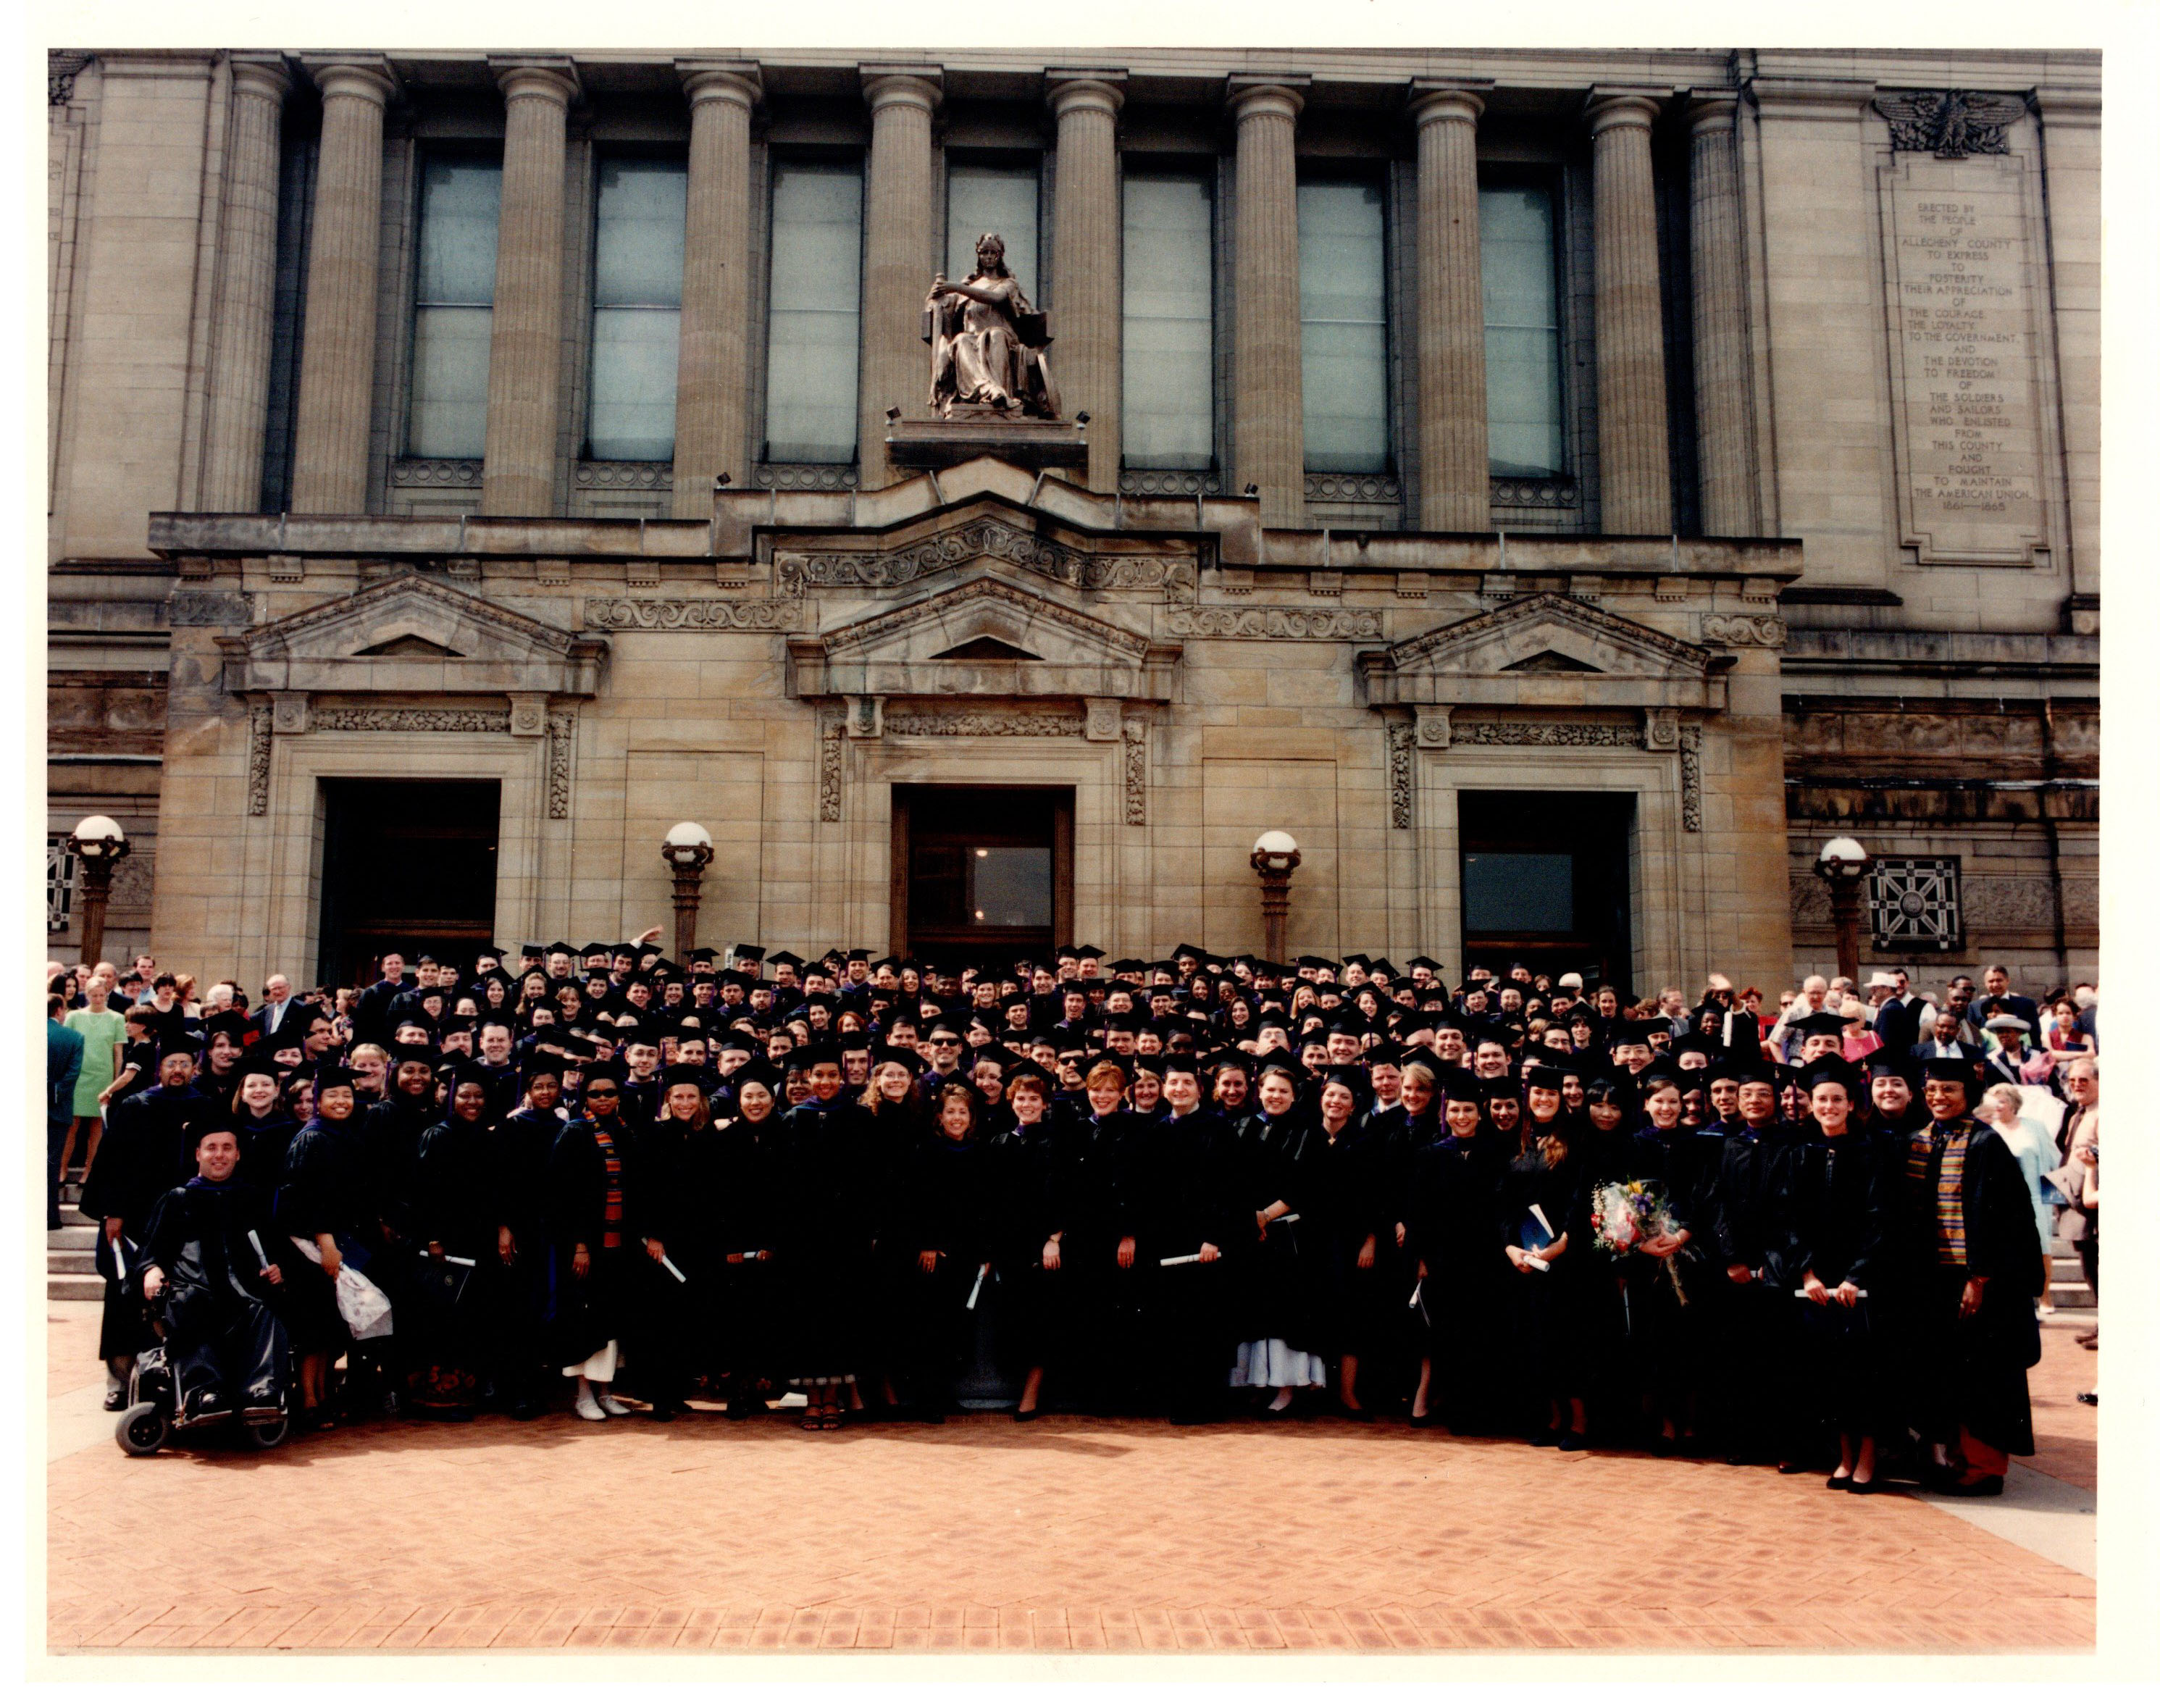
[1699,612,1788,648]
[1644,708,1680,752]
[774,521,1197,602]
[1164,606,1385,641]
[1305,472,1402,504]
[575,461,673,490]
[1678,724,1703,833]
[884,712,1088,738]
[308,708,514,734]
[546,711,576,819]
[818,709,844,822]
[389,459,484,487]
[585,597,803,631]
[1123,721,1149,826]
[1387,720,1413,830]
[246,703,272,816]
[49,52,91,106]
[1450,721,1646,749]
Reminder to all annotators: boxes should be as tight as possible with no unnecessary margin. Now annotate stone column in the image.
[482,57,579,517]
[671,61,761,518]
[1586,89,1672,536]
[1687,92,1755,537]
[1048,72,1124,493]
[1410,83,1489,532]
[200,53,288,514]
[859,66,942,488]
[290,56,396,515]
[1228,78,1306,529]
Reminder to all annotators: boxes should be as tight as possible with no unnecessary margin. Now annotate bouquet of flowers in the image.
[1591,1179,1689,1305]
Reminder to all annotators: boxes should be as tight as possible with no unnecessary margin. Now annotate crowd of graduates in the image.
[61,937,2090,1496]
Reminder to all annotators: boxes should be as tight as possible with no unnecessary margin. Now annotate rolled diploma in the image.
[1159,1252,1205,1268]
[966,1261,991,1311]
[661,1255,689,1284]
[1794,1286,1867,1298]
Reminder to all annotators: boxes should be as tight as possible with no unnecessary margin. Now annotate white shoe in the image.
[574,1390,607,1422]
[596,1389,632,1417]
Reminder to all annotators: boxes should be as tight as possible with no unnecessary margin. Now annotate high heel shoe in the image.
[1825,1472,1852,1491]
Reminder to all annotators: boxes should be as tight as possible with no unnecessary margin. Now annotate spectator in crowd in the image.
[59,974,125,1190]
[47,993,83,1231]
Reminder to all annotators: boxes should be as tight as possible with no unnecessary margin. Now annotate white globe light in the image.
[1819,835,1868,868]
[73,813,125,844]
[1252,829,1299,858]
[664,821,713,850]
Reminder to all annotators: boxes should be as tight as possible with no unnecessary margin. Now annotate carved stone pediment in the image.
[219,574,607,698]
[788,570,1180,702]
[1360,593,1728,711]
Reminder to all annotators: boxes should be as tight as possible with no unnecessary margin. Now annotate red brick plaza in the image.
[41,1305,2098,1656]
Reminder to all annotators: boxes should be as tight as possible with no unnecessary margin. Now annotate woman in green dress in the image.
[60,974,126,1185]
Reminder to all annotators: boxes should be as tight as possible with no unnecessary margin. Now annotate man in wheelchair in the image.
[133,1126,289,1426]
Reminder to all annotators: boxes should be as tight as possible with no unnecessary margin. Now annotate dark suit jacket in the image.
[48,1020,83,1121]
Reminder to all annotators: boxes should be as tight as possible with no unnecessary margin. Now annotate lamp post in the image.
[661,821,715,962]
[1814,834,1870,986]
[66,814,132,973]
[1250,830,1302,966]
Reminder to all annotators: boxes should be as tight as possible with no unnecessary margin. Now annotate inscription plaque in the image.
[1879,152,2049,565]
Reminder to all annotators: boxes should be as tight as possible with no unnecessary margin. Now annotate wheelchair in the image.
[115,1297,293,1457]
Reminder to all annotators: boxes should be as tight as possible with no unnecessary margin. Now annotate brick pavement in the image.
[45,1310,2097,1654]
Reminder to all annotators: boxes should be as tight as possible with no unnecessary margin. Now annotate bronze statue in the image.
[924,233,1060,419]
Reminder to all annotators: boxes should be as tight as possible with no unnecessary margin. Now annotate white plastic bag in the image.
[289,1236,395,1340]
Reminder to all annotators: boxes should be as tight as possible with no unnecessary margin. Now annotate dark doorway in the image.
[1458,790,1633,988]
[317,779,501,988]
[891,785,1073,971]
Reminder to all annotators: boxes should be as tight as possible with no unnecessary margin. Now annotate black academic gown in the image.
[489,1104,567,1397]
[1891,1118,2043,1457]
[1709,1121,1801,1456]
[981,1115,1060,1373]
[1309,1111,1408,1370]
[1493,1129,1595,1407]
[543,1115,640,1370]
[1117,1107,1239,1418]
[274,1112,377,1357]
[1050,1108,1130,1405]
[776,1094,879,1383]
[1225,1110,1327,1360]
[135,1175,289,1413]
[406,1112,499,1409]
[233,1110,301,1197]
[1779,1126,1892,1439]
[706,1108,787,1388]
[1404,1120,1504,1400]
[888,1128,992,1412]
[83,1082,217,1360]
[1613,1121,1720,1401]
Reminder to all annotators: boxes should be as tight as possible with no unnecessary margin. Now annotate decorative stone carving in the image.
[1678,723,1702,833]
[818,709,844,822]
[1699,612,1788,648]
[1369,593,1722,714]
[884,711,1089,738]
[1791,871,1833,928]
[585,596,803,631]
[546,711,575,819]
[308,708,514,733]
[1305,472,1403,503]
[246,702,272,815]
[1450,720,1645,749]
[1084,697,1123,742]
[508,693,548,737]
[1119,469,1223,497]
[1644,708,1680,751]
[1123,721,1148,826]
[1489,475,1578,509]
[1387,720,1413,829]
[772,521,1197,601]
[1415,706,1452,750]
[49,51,91,106]
[270,691,310,734]
[389,459,485,487]
[1875,89,2027,159]
[574,461,674,490]
[1163,606,1385,641]
[847,695,885,739]
[755,463,858,491]
[1962,875,2060,931]
[267,554,305,583]
[925,231,1060,419]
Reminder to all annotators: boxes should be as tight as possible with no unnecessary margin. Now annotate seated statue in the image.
[924,232,1060,420]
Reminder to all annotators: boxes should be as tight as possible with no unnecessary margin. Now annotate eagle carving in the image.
[1874,88,2028,159]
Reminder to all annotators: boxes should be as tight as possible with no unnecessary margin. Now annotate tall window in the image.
[1480,183,1565,478]
[1121,174,1214,470]
[945,162,1040,298]
[409,155,502,459]
[763,159,862,465]
[588,156,685,461]
[1298,179,1390,474]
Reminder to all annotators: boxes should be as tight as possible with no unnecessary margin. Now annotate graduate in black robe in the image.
[626,1065,720,1418]
[1052,1058,1135,1412]
[887,1080,993,1420]
[546,1063,642,1420]
[1891,1057,2044,1496]
[275,1063,380,1426]
[708,1060,787,1414]
[1492,1066,1594,1449]
[1779,1059,1892,1491]
[489,1063,570,1416]
[1707,1058,1800,1464]
[980,1066,1062,1418]
[353,1042,441,1397]
[1404,1063,1495,1429]
[1121,1055,1239,1423]
[81,1043,214,1387]
[1307,1068,1406,1417]
[229,1059,301,1196]
[1612,1070,1720,1454]
[858,1047,929,1412]
[776,1041,879,1428]
[133,1125,290,1423]
[405,1063,500,1417]
[1225,1059,1329,1412]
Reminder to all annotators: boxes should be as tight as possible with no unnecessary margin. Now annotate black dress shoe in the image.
[1408,1410,1441,1429]
[2076,1391,2098,1406]
[1846,1478,1883,1494]
[1825,1473,1852,1491]
[1649,1434,1675,1458]
[1556,1432,1588,1452]
[1528,1428,1562,1447]
[1011,1407,1042,1423]
[103,1390,128,1412]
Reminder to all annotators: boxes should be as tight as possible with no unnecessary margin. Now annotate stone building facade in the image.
[46,47,2099,993]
